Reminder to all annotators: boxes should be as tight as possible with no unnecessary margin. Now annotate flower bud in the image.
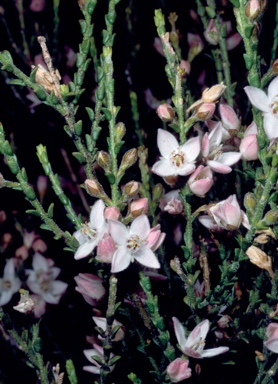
[188,165,213,196]
[245,0,260,19]
[114,122,126,142]
[96,151,111,171]
[239,134,258,160]
[195,102,216,121]
[202,82,226,103]
[152,183,164,201]
[104,206,120,221]
[129,198,148,217]
[85,178,104,197]
[246,245,274,279]
[30,0,45,12]
[244,192,257,211]
[118,149,138,177]
[179,60,191,76]
[166,358,192,382]
[263,210,278,225]
[156,103,175,122]
[123,181,140,197]
[219,104,240,132]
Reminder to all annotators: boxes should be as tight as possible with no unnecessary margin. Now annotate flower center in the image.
[170,150,186,168]
[271,102,278,115]
[2,280,12,290]
[208,144,223,161]
[127,235,145,253]
[81,222,97,241]
[191,337,205,351]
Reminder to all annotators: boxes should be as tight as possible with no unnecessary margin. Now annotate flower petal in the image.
[263,113,278,141]
[172,317,188,352]
[111,247,131,273]
[152,158,177,177]
[134,246,160,269]
[109,220,129,245]
[267,76,278,101]
[157,129,179,158]
[180,136,200,162]
[200,346,229,358]
[90,199,106,230]
[207,160,232,174]
[244,86,270,113]
[130,215,150,239]
[74,240,97,260]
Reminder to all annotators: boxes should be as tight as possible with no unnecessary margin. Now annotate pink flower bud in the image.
[179,60,191,76]
[96,234,116,263]
[195,102,216,121]
[146,225,166,251]
[156,103,175,122]
[37,175,48,201]
[129,198,148,217]
[104,206,120,221]
[188,165,214,197]
[15,245,29,261]
[32,238,47,253]
[74,273,105,306]
[219,104,240,132]
[245,0,260,20]
[30,0,45,12]
[239,134,258,160]
[166,358,192,382]
[159,190,183,215]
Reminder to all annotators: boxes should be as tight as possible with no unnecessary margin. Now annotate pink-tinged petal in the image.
[130,215,150,239]
[218,152,242,166]
[32,252,48,271]
[109,220,129,245]
[157,129,179,158]
[83,365,100,374]
[202,133,210,157]
[244,86,270,113]
[152,158,176,177]
[166,358,192,382]
[201,346,229,358]
[263,114,278,141]
[177,163,196,176]
[183,348,202,358]
[245,121,258,135]
[241,211,251,230]
[226,33,242,50]
[198,215,222,231]
[134,246,160,269]
[172,317,188,351]
[239,134,258,161]
[266,323,278,338]
[90,200,106,229]
[111,247,131,273]
[186,320,209,349]
[207,160,232,174]
[74,240,97,260]
[219,104,240,131]
[267,76,278,100]
[189,178,213,196]
[180,136,201,162]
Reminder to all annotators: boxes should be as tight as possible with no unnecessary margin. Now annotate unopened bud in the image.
[255,351,265,362]
[163,175,178,187]
[96,151,111,171]
[118,149,137,177]
[202,82,226,103]
[244,192,257,211]
[104,206,121,221]
[195,102,216,121]
[85,178,104,197]
[152,183,163,201]
[156,103,175,122]
[272,59,278,75]
[115,122,126,143]
[245,0,260,19]
[246,245,274,279]
[179,60,191,76]
[263,210,278,225]
[123,181,140,197]
[129,198,148,217]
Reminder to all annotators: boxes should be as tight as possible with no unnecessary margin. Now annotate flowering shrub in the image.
[0,1,278,383]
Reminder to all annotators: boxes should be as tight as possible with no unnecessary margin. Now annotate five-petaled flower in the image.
[0,258,21,306]
[264,323,278,354]
[109,215,161,273]
[172,317,229,358]
[74,199,108,260]
[244,76,278,142]
[152,129,200,177]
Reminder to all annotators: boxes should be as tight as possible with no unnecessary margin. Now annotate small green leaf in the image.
[9,79,25,86]
[40,223,52,231]
[72,152,86,163]
[47,203,54,218]
[26,209,40,217]
[85,107,94,121]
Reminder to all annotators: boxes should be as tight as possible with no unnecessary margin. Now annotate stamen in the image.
[81,222,97,241]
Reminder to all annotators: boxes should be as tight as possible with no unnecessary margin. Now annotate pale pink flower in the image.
[0,259,21,306]
[109,215,161,273]
[244,77,278,141]
[202,123,241,173]
[239,122,258,160]
[152,129,200,177]
[74,273,105,306]
[172,317,229,358]
[166,358,192,382]
[159,190,183,215]
[199,194,250,231]
[188,165,214,196]
[26,253,68,314]
[93,316,125,342]
[30,0,45,12]
[74,199,108,260]
[83,344,115,374]
[264,323,278,353]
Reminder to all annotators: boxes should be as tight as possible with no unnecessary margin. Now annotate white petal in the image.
[172,317,187,351]
[267,76,278,101]
[177,163,196,176]
[32,253,48,272]
[152,158,177,177]
[134,246,160,269]
[264,114,278,141]
[244,86,270,113]
[130,215,150,239]
[51,280,68,296]
[180,136,200,162]
[201,346,229,358]
[157,129,179,158]
[90,199,106,229]
[74,241,97,260]
[208,123,222,149]
[111,247,131,273]
[207,160,232,174]
[186,320,209,349]
[217,152,241,166]
[83,365,100,374]
[3,259,15,280]
[0,290,13,306]
[109,220,129,245]
[93,316,107,331]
